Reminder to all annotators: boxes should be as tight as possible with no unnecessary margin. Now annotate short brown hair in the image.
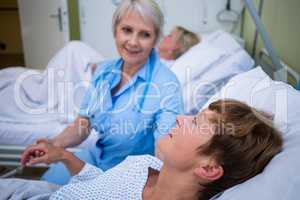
[199,99,283,200]
[172,26,200,58]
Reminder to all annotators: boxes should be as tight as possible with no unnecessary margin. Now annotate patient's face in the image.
[156,109,216,170]
[158,30,180,55]
[114,11,156,70]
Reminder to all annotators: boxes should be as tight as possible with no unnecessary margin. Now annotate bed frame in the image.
[257,48,300,90]
[0,145,79,178]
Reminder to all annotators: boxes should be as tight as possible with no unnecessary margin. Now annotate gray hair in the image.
[112,0,164,44]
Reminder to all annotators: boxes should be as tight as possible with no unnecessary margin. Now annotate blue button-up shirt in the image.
[79,49,183,171]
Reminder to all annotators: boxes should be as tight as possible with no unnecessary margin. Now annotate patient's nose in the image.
[176,115,193,127]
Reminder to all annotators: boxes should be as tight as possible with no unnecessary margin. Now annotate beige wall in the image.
[243,0,300,75]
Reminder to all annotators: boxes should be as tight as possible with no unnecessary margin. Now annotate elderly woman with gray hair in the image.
[22,0,183,185]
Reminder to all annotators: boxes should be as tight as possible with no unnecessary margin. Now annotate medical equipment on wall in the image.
[217,0,241,33]
[215,0,285,81]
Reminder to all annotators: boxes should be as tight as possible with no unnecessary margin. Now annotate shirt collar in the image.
[137,48,160,81]
[115,48,159,82]
[136,63,147,81]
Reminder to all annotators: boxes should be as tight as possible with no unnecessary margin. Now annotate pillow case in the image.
[171,44,227,86]
[172,30,254,114]
[202,67,300,200]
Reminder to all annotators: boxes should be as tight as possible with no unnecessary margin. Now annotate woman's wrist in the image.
[60,150,85,176]
[51,139,62,148]
[50,137,66,148]
[60,150,75,164]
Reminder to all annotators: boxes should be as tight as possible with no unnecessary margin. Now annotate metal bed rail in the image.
[0,144,80,178]
[258,48,300,90]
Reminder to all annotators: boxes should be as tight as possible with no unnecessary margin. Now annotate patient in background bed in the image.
[158,26,200,67]
[7,99,282,200]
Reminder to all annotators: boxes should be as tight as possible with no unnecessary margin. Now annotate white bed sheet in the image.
[0,121,98,148]
[0,41,103,147]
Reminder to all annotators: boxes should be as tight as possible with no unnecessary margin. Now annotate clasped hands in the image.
[21,139,65,166]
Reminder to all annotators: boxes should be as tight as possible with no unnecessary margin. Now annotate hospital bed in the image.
[0,41,103,177]
[1,3,299,200]
[0,0,298,185]
[201,64,300,200]
[0,30,255,179]
[0,41,103,147]
[0,145,80,178]
[1,59,299,197]
[206,2,300,196]
[1,41,298,181]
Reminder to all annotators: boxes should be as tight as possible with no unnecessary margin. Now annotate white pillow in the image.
[203,67,300,200]
[204,30,242,53]
[182,49,254,114]
[173,30,254,114]
[171,44,227,86]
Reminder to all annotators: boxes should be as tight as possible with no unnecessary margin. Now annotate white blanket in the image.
[0,41,103,145]
[0,178,59,200]
[0,41,104,124]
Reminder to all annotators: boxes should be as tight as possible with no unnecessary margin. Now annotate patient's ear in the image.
[194,159,224,182]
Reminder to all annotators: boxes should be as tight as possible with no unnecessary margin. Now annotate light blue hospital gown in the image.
[43,49,183,185]
[50,155,162,200]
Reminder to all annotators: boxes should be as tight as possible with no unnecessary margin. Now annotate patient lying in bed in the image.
[1,100,282,200]
[158,26,200,67]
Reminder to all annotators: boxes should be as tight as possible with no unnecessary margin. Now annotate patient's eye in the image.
[192,118,196,124]
[176,118,181,127]
[192,117,198,126]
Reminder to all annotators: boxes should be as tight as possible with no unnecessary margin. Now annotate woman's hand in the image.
[21,139,65,166]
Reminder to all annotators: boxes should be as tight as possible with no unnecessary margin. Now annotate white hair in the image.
[112,0,164,44]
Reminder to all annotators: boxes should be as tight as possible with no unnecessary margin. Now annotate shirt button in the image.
[91,114,95,118]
